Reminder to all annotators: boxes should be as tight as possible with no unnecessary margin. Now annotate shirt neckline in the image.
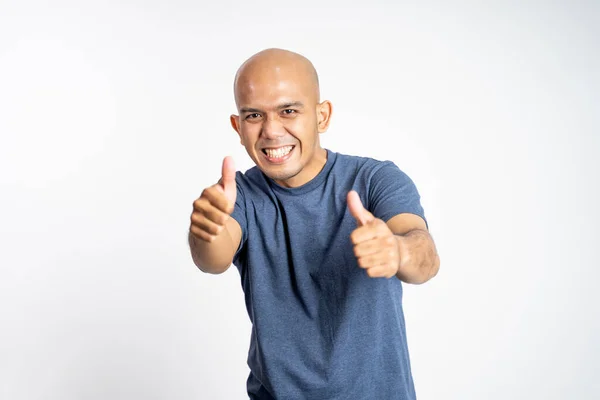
[266,148,337,195]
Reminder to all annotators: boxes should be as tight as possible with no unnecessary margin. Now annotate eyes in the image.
[244,109,297,121]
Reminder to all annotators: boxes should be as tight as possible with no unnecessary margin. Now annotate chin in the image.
[262,165,303,183]
[264,168,299,181]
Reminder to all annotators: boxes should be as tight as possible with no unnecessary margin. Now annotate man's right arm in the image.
[188,156,242,274]
[188,217,242,274]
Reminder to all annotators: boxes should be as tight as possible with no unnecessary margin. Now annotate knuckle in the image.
[203,212,216,225]
[193,198,208,211]
[219,214,230,225]
[213,214,224,225]
[208,224,221,235]
[191,213,207,227]
[202,186,218,201]
[198,230,211,241]
[192,228,209,243]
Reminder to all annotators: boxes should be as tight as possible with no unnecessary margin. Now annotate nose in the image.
[261,115,285,139]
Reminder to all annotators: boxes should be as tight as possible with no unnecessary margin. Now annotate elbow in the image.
[411,255,441,285]
[190,251,232,275]
[422,254,441,284]
[188,232,235,275]
[194,259,231,275]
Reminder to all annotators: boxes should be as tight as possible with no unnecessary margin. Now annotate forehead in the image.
[235,68,315,108]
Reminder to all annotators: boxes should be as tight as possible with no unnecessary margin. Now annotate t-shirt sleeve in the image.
[230,173,248,263]
[368,161,428,229]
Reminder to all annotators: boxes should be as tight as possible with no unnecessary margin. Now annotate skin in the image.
[229,48,333,188]
[348,191,439,283]
[189,48,440,283]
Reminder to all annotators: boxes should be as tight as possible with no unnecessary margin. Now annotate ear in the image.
[316,100,333,133]
[230,114,244,145]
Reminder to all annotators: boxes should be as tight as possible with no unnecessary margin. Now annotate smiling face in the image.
[230,49,332,188]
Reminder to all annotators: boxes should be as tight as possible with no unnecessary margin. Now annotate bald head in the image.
[233,48,320,107]
[229,48,333,188]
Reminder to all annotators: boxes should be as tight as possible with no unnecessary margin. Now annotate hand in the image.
[347,191,400,279]
[190,156,237,243]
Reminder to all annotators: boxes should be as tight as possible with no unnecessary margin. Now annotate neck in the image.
[274,147,327,188]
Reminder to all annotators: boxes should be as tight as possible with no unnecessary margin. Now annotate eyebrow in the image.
[278,101,304,110]
[240,101,305,114]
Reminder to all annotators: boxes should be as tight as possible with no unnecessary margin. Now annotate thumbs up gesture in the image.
[219,156,237,205]
[347,191,400,279]
[190,157,237,243]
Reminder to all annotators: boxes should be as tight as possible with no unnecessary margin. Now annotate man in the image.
[188,48,440,400]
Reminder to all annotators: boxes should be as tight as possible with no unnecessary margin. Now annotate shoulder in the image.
[233,165,270,200]
[235,165,261,184]
[331,150,407,181]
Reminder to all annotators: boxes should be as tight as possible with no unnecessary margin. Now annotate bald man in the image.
[189,48,440,400]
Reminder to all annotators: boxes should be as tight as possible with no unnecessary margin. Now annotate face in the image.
[231,71,332,188]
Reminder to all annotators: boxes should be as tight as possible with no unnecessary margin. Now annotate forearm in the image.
[394,229,440,284]
[188,228,236,274]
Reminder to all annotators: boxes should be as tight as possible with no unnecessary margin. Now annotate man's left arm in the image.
[348,191,440,285]
[387,213,440,284]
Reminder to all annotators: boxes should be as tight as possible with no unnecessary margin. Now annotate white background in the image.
[1,1,598,399]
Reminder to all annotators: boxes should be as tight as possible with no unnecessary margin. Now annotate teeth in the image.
[265,146,293,159]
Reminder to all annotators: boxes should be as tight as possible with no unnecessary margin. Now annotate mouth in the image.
[261,145,295,164]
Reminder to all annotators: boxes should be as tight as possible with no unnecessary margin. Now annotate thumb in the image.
[220,156,237,203]
[347,190,374,226]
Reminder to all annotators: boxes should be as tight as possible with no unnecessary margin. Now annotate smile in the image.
[261,145,295,163]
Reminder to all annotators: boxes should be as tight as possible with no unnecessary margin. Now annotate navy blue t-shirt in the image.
[231,148,426,400]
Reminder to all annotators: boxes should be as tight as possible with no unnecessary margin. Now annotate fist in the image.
[347,191,400,279]
[190,156,237,243]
